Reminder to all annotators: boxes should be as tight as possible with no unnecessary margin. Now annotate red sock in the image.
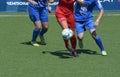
[63,39,69,47]
[70,34,77,51]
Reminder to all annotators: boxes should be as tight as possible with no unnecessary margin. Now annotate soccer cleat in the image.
[66,46,74,52]
[101,51,107,56]
[30,41,40,47]
[39,41,46,45]
[39,35,46,45]
[66,46,78,57]
[72,51,78,57]
[78,39,83,48]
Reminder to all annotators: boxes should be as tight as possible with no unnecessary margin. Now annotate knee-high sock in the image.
[40,29,47,36]
[94,36,105,51]
[32,28,40,41]
[70,34,76,51]
[64,39,69,47]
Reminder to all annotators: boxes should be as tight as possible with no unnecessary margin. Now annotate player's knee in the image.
[35,26,41,30]
[77,36,83,40]
[43,25,49,29]
[91,31,97,38]
[78,32,84,40]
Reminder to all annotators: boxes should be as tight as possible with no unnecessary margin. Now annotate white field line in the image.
[0,15,28,17]
[0,13,120,17]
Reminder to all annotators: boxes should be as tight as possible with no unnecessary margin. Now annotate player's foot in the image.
[66,46,78,57]
[66,45,74,52]
[72,51,78,57]
[78,39,83,48]
[101,51,107,56]
[30,41,40,47]
[39,41,46,45]
[39,35,46,45]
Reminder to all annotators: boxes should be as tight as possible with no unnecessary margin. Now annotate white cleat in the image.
[102,51,107,56]
[30,41,40,47]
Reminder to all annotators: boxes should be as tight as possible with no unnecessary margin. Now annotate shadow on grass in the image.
[20,41,46,46]
[76,49,99,55]
[20,41,32,46]
[20,41,100,58]
[42,49,100,59]
[42,50,73,59]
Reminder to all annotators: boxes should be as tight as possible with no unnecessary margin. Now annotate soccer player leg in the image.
[88,20,107,56]
[75,21,85,49]
[40,22,48,36]
[40,8,48,36]
[31,21,41,46]
[91,30,107,55]
[61,23,73,53]
[29,10,41,46]
[78,33,84,49]
[56,13,70,47]
[70,29,76,51]
[61,21,70,49]
[67,14,78,57]
[39,22,48,45]
[31,29,40,46]
[70,30,78,57]
[39,8,49,45]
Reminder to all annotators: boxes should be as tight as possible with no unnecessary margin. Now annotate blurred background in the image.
[0,0,120,12]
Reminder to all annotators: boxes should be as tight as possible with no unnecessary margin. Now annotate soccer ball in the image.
[62,28,73,40]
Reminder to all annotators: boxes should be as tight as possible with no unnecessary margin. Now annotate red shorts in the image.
[55,6,75,29]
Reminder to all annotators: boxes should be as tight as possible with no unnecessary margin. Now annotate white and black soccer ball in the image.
[62,28,73,40]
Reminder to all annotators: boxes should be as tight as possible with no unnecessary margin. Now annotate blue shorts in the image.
[28,5,48,22]
[75,18,95,34]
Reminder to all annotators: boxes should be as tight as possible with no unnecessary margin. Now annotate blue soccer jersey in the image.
[74,0,104,21]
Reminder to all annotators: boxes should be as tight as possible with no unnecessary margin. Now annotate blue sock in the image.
[94,36,105,51]
[40,29,47,36]
[32,28,40,41]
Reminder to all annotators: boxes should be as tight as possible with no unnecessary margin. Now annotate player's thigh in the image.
[34,21,42,29]
[40,8,48,22]
[42,22,48,29]
[78,32,84,39]
[28,6,40,22]
[86,19,95,31]
[55,13,68,29]
[67,13,75,29]
[75,21,85,35]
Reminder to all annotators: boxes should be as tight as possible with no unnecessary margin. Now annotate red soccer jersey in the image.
[56,0,74,15]
[55,0,75,29]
